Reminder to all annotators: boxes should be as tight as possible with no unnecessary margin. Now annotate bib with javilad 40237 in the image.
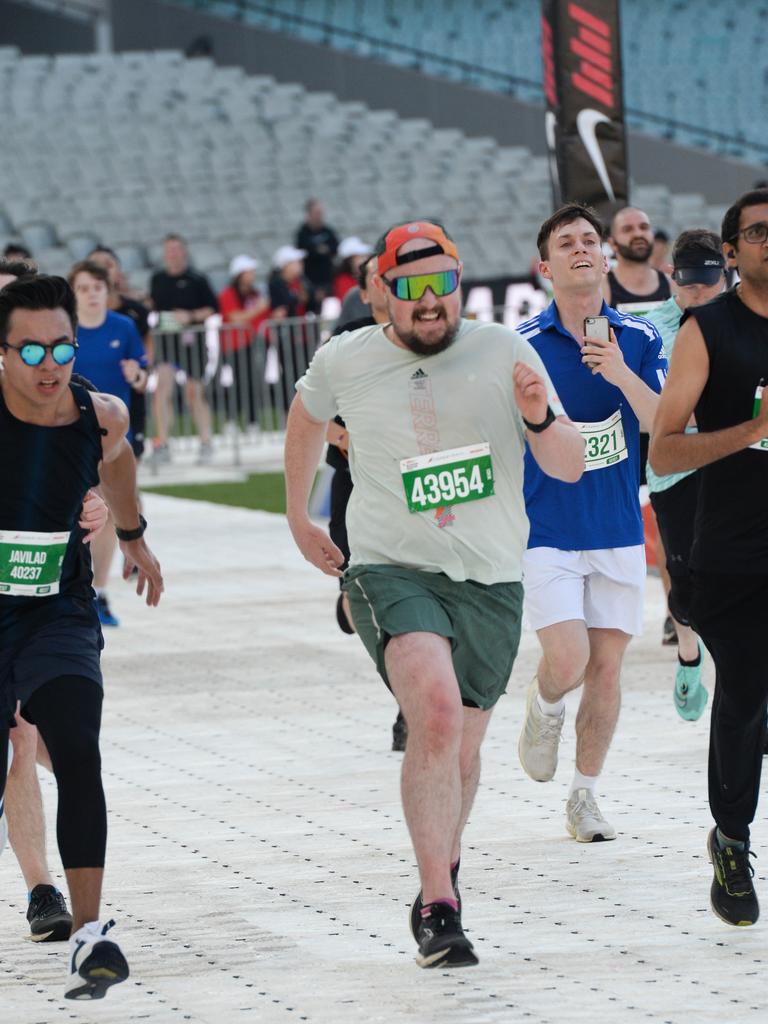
[0,530,70,596]
[400,442,495,513]
[571,409,628,472]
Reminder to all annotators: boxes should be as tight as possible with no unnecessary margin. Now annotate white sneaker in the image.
[65,919,129,1000]
[565,788,616,843]
[518,678,564,782]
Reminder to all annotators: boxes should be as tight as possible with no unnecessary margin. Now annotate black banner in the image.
[541,0,629,220]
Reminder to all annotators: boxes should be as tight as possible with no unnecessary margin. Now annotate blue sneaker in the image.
[95,594,119,628]
[674,640,707,721]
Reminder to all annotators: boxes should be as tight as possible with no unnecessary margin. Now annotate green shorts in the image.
[344,564,523,711]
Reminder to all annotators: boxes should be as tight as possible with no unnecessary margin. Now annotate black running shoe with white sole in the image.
[410,858,461,938]
[27,884,72,942]
[707,827,760,927]
[65,919,129,1000]
[415,901,478,969]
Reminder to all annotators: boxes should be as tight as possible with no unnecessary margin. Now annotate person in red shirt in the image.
[333,236,372,301]
[218,255,270,350]
[218,255,271,423]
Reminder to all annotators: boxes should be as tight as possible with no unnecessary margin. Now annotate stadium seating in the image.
[173,0,768,165]
[0,48,724,290]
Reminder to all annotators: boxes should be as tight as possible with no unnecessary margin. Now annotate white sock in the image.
[537,693,565,717]
[569,769,598,797]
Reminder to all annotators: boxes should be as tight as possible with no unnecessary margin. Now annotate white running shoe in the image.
[65,919,129,1000]
[566,788,616,842]
[518,678,564,782]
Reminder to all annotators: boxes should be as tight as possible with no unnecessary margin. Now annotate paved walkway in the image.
[1,494,764,1023]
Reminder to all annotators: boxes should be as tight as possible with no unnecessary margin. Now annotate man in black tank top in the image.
[0,275,164,999]
[650,187,768,929]
[604,207,672,313]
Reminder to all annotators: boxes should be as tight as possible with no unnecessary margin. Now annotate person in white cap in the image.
[334,237,372,301]
[218,256,271,423]
[268,246,318,318]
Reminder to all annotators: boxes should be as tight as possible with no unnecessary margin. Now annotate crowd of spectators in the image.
[1,197,374,461]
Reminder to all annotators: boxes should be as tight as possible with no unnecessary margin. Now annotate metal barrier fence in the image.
[143,315,334,469]
[142,301,543,469]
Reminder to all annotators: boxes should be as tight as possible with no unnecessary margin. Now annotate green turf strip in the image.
[144,472,286,514]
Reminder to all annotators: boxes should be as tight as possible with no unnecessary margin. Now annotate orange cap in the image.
[376,222,459,276]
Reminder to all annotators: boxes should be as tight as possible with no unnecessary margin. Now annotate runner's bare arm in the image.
[285,394,345,577]
[92,393,164,606]
[513,362,585,482]
[649,318,768,474]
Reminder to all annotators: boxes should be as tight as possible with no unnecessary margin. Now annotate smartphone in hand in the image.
[583,315,611,368]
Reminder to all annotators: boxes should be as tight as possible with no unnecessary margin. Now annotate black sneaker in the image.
[27,885,73,942]
[707,828,760,926]
[392,709,408,752]
[662,614,678,646]
[410,859,461,938]
[415,901,478,968]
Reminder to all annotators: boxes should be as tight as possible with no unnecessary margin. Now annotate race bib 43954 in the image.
[400,443,494,513]
[0,530,69,597]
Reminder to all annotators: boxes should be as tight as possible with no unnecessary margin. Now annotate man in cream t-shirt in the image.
[284,220,584,969]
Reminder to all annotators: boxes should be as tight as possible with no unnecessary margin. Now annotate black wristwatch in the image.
[115,515,147,541]
[523,405,556,433]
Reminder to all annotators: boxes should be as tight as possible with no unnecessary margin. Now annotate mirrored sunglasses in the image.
[3,341,78,366]
[384,269,460,301]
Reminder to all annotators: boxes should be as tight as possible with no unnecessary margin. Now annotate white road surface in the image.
[1,494,764,1024]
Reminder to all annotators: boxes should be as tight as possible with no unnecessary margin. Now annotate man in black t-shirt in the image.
[295,199,339,300]
[651,188,768,929]
[149,235,218,464]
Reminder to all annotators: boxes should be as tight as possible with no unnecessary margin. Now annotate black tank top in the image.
[607,268,671,308]
[683,288,768,573]
[0,381,103,642]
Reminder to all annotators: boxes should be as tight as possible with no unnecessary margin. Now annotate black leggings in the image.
[21,675,106,869]
[689,572,768,843]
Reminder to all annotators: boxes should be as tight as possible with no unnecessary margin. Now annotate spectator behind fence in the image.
[268,246,319,318]
[334,236,372,301]
[268,246,321,410]
[218,255,271,425]
[218,255,271,346]
[295,198,338,300]
[149,234,218,465]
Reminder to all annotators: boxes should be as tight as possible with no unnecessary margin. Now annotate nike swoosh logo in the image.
[576,108,616,201]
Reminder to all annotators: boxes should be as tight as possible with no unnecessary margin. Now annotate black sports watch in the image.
[115,515,147,542]
[523,405,556,433]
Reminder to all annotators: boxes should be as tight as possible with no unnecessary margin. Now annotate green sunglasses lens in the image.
[392,270,459,300]
[52,343,77,365]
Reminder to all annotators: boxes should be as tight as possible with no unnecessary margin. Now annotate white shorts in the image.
[523,545,646,635]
